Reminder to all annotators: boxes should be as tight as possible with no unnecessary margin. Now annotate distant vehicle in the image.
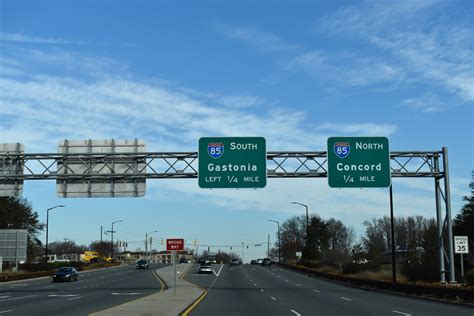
[198,258,208,265]
[179,257,191,264]
[198,263,213,274]
[136,259,149,269]
[206,253,217,264]
[257,259,263,265]
[81,251,112,263]
[53,267,78,282]
[261,258,272,266]
[230,258,240,266]
[250,260,258,265]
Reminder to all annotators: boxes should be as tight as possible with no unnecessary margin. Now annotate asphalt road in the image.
[184,263,474,316]
[0,263,167,316]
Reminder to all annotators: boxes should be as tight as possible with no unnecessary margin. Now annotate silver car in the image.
[198,263,213,274]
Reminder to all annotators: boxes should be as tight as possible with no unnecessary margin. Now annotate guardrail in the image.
[279,263,474,304]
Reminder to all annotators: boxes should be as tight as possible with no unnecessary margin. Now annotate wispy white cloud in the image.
[288,50,406,87]
[401,93,446,112]
[320,1,474,104]
[0,32,82,45]
[319,122,397,136]
[217,24,299,52]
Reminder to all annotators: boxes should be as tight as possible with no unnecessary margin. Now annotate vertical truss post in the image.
[434,154,446,283]
[442,147,456,283]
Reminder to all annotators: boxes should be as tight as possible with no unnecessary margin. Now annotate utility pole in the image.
[241,242,244,263]
[100,226,103,243]
[267,234,270,258]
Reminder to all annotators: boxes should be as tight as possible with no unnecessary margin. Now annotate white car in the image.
[198,264,213,274]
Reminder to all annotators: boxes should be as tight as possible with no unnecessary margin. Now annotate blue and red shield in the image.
[334,142,350,158]
[207,142,224,159]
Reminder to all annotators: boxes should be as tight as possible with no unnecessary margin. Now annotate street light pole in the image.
[145,230,158,262]
[268,220,281,264]
[111,220,123,262]
[241,242,244,263]
[291,202,309,259]
[45,205,65,263]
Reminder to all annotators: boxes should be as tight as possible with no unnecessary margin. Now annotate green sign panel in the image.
[198,137,266,188]
[327,137,391,188]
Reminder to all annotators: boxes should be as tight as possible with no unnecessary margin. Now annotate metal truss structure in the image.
[0,148,456,283]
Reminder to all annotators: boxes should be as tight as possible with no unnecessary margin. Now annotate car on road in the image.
[136,259,149,269]
[230,258,240,266]
[198,263,213,274]
[256,259,263,265]
[250,259,257,265]
[52,267,78,282]
[179,257,191,263]
[261,258,272,266]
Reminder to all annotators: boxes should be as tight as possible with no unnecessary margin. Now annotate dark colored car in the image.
[230,258,240,266]
[53,267,78,282]
[198,258,208,265]
[198,263,213,274]
[250,260,258,265]
[261,258,272,266]
[136,259,149,269]
[179,257,190,264]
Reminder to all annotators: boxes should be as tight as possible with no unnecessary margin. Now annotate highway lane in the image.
[0,263,167,316]
[185,263,474,316]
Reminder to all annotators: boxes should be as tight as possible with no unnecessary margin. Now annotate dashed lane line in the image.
[296,284,301,287]
[392,311,412,316]
[0,310,13,314]
[290,310,302,316]
[0,295,37,302]
[312,289,320,293]
[340,297,352,301]
[270,296,277,301]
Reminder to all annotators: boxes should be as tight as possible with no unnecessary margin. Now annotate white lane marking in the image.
[48,294,78,297]
[340,297,352,301]
[9,284,27,287]
[0,310,12,314]
[254,283,257,286]
[290,310,302,316]
[270,296,277,300]
[212,264,224,277]
[111,292,142,296]
[41,285,54,289]
[68,296,83,301]
[285,280,289,282]
[260,289,264,292]
[0,296,10,299]
[296,284,301,287]
[252,268,255,271]
[0,295,38,302]
[392,311,411,316]
[277,276,280,278]
[313,289,320,293]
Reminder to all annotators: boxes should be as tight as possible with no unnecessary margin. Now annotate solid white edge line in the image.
[340,296,352,301]
[290,309,302,316]
[392,311,412,316]
[0,310,12,314]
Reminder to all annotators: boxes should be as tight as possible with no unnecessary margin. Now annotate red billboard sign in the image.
[166,238,184,251]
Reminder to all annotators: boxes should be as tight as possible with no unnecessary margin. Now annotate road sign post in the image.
[167,239,184,295]
[327,137,391,188]
[198,137,266,188]
[454,236,469,283]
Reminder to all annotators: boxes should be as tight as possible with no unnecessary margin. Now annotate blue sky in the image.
[0,0,472,262]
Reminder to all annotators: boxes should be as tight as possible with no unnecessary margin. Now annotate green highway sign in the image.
[198,137,266,188]
[327,137,391,188]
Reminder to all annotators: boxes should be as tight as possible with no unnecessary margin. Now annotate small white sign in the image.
[296,251,302,257]
[454,236,469,254]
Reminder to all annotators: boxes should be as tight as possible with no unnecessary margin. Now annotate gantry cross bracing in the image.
[0,151,443,180]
